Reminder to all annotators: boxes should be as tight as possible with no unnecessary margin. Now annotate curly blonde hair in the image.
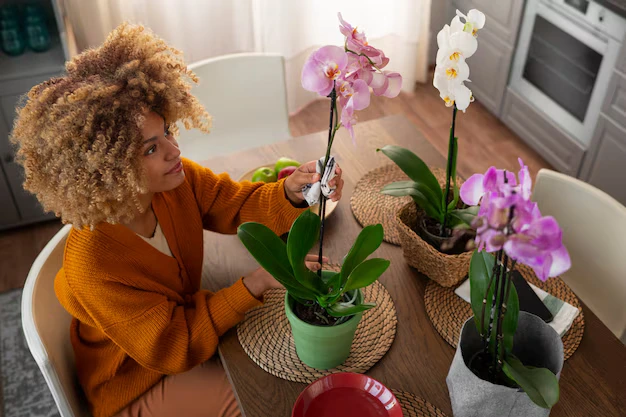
[10,22,211,229]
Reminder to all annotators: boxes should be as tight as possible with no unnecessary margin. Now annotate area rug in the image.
[0,288,59,417]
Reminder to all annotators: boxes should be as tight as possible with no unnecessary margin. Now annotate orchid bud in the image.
[489,233,507,249]
[488,208,509,230]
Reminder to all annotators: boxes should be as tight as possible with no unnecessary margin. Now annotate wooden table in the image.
[200,115,626,417]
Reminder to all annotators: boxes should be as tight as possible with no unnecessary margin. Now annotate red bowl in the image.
[292,373,403,417]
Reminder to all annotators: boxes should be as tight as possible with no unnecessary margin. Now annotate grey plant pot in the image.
[446,311,564,417]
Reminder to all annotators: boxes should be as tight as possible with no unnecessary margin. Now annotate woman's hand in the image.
[284,160,344,205]
[243,255,329,298]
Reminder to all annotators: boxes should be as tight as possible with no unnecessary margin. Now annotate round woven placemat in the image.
[424,264,584,360]
[391,390,449,417]
[237,267,398,383]
[350,164,410,245]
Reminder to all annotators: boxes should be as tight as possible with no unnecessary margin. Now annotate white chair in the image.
[22,224,91,417]
[532,169,626,343]
[177,53,292,162]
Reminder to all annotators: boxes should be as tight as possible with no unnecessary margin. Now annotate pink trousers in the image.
[114,357,241,417]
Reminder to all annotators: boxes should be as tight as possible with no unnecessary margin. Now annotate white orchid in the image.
[434,69,474,111]
[433,8,485,112]
[452,9,486,37]
[435,24,478,66]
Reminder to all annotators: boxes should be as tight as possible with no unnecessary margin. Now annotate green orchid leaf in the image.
[340,224,384,288]
[286,211,325,294]
[469,250,495,336]
[469,250,520,355]
[381,181,442,221]
[377,145,443,202]
[344,258,390,292]
[503,356,560,409]
[447,206,479,228]
[381,180,440,209]
[501,278,520,355]
[327,302,376,317]
[238,222,316,300]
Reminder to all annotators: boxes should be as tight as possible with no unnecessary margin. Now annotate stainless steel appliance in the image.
[510,0,626,146]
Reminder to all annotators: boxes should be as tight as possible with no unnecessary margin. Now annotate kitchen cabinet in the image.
[580,115,626,206]
[502,88,585,176]
[0,0,68,230]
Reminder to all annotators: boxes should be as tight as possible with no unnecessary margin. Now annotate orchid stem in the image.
[480,261,498,347]
[493,252,509,379]
[317,82,338,277]
[441,105,458,237]
[486,249,502,358]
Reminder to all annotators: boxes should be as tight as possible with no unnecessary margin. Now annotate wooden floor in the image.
[0,82,550,294]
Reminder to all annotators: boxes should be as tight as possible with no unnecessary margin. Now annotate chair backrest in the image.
[21,224,91,417]
[532,169,626,343]
[177,53,292,162]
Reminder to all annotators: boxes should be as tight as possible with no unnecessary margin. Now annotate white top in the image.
[138,222,173,257]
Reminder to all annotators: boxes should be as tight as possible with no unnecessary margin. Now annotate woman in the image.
[10,23,344,417]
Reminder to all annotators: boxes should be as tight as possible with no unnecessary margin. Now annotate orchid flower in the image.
[337,79,370,112]
[301,13,403,142]
[452,9,486,37]
[461,160,571,281]
[301,45,348,97]
[338,12,369,54]
[436,24,478,66]
[433,9,485,112]
[433,65,473,110]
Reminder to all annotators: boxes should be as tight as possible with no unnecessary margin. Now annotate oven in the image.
[510,0,626,146]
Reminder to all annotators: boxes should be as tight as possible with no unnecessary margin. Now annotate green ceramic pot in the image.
[285,288,363,370]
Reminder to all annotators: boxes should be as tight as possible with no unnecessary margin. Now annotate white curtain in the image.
[60,0,431,113]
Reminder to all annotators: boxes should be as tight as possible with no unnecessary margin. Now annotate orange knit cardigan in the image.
[55,158,305,417]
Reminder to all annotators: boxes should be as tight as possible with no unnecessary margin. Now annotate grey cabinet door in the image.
[602,71,626,128]
[452,0,525,45]
[0,77,57,224]
[616,37,626,74]
[464,25,513,117]
[502,88,586,175]
[0,165,20,227]
[0,106,23,226]
[580,116,626,206]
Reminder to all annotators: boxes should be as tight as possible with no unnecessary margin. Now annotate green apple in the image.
[274,157,301,175]
[251,167,277,183]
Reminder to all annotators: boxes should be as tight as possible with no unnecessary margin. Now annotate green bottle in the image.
[1,9,25,56]
[24,4,50,52]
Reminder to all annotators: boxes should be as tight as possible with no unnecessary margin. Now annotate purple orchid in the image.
[461,159,571,281]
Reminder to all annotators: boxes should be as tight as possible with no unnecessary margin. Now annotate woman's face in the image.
[139,111,185,193]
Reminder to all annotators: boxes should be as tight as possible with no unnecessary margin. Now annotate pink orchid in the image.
[301,13,403,143]
[337,79,370,111]
[460,166,517,206]
[372,71,403,98]
[301,45,348,97]
[360,45,389,68]
[343,55,372,83]
[517,157,532,199]
[341,104,358,141]
[464,161,571,281]
[504,214,571,281]
[338,12,369,54]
